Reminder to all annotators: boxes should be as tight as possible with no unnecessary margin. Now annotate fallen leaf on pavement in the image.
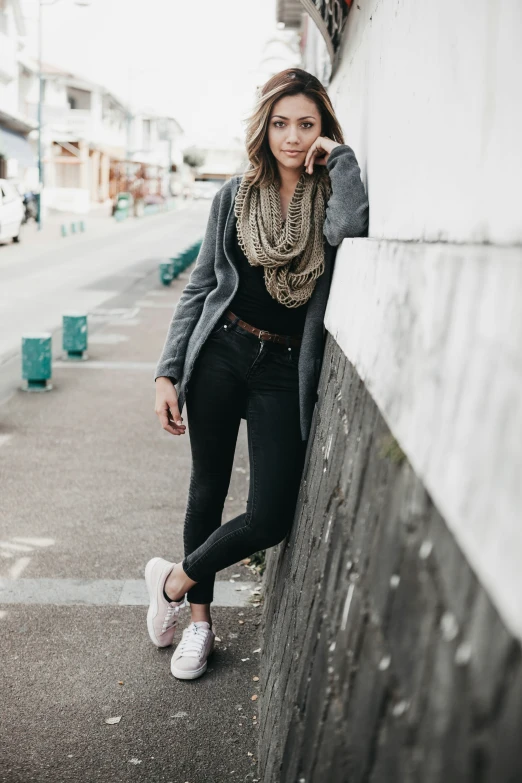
[253,676,259,681]
[238,620,245,625]
[251,694,258,701]
[253,648,261,653]
[105,716,121,725]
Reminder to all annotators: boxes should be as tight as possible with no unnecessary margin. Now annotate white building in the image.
[128,111,185,197]
[15,63,186,213]
[192,137,247,183]
[19,64,128,212]
[0,0,37,185]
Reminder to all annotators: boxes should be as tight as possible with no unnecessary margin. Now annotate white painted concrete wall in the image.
[325,240,522,636]
[321,0,522,638]
[330,0,522,245]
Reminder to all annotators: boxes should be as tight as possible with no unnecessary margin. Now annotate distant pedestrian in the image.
[146,68,369,680]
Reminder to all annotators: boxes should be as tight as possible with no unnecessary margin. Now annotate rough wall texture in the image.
[258,333,522,783]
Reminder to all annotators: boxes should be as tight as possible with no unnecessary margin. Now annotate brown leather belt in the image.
[224,309,302,348]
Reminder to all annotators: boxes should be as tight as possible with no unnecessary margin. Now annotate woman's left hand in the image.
[304,137,342,174]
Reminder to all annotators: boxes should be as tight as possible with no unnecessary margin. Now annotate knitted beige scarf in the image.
[233,167,332,308]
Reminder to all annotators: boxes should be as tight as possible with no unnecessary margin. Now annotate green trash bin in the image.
[159,262,173,286]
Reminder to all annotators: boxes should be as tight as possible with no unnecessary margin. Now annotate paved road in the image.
[0,207,263,783]
[0,203,199,363]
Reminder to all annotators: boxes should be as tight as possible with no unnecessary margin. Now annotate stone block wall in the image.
[258,332,522,783]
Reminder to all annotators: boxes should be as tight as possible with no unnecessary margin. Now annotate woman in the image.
[145,68,369,680]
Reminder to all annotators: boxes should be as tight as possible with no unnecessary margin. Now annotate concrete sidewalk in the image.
[0,264,263,783]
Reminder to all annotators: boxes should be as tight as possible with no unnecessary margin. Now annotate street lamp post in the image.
[36,0,91,230]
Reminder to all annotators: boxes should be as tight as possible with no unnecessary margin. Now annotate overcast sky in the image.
[21,0,291,146]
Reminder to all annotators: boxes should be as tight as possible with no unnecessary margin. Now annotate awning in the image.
[0,126,35,167]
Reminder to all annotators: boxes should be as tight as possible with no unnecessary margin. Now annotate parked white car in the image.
[0,179,24,244]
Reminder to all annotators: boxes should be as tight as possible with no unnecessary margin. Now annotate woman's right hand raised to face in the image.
[155,377,186,436]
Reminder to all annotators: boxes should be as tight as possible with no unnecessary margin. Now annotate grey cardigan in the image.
[154,143,369,441]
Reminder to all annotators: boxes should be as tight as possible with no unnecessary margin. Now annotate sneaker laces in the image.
[177,624,209,657]
[161,602,183,633]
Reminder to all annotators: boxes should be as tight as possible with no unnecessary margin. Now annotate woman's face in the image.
[267,93,322,175]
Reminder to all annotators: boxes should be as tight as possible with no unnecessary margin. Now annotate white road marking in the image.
[12,537,54,547]
[87,333,130,344]
[9,557,31,580]
[0,537,55,566]
[89,307,140,319]
[0,542,34,552]
[106,318,141,326]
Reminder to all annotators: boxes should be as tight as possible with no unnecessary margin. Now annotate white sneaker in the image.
[171,621,215,680]
[144,557,185,648]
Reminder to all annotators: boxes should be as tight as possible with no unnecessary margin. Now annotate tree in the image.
[183,147,206,169]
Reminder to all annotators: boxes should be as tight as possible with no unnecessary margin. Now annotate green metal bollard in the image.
[185,244,195,264]
[71,222,77,234]
[62,313,88,360]
[159,262,173,286]
[181,248,193,271]
[61,224,67,238]
[185,240,201,267]
[79,221,85,232]
[21,333,53,392]
[171,255,184,279]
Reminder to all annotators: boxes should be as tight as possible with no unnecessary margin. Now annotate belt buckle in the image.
[257,329,268,342]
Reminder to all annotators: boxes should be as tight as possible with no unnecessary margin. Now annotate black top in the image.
[228,223,309,336]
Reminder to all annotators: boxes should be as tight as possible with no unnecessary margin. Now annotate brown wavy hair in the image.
[242,68,344,188]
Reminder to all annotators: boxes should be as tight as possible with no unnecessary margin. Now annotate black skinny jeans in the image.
[181,313,308,604]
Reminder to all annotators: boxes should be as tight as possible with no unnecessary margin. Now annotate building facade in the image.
[0,1,186,214]
[0,0,36,186]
